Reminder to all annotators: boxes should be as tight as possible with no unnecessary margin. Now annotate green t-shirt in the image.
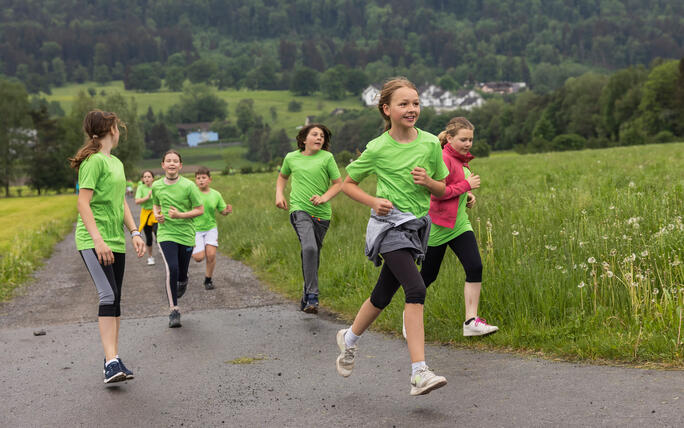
[194,188,227,232]
[280,149,341,220]
[151,176,203,247]
[345,128,449,218]
[429,166,473,246]
[135,182,154,210]
[75,152,126,253]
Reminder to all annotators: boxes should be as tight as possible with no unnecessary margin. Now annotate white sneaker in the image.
[463,317,499,336]
[401,310,407,339]
[335,329,357,377]
[147,257,155,266]
[410,366,447,396]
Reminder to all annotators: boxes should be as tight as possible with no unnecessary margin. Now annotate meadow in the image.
[210,143,683,365]
[0,195,77,301]
[138,143,259,171]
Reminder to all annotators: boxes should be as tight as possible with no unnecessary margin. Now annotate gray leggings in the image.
[80,249,126,317]
[290,210,330,296]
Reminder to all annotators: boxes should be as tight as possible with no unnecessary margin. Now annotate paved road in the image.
[1,199,682,427]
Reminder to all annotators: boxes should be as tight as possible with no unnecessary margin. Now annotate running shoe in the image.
[204,278,215,290]
[147,257,155,265]
[410,366,447,396]
[463,317,499,336]
[303,294,319,314]
[103,360,126,384]
[299,295,307,311]
[103,358,134,380]
[169,309,182,328]
[335,329,357,377]
[177,280,188,298]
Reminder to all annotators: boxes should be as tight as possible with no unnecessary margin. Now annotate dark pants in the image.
[369,249,427,309]
[159,241,193,307]
[80,249,126,317]
[421,231,483,288]
[143,223,157,246]
[290,210,330,297]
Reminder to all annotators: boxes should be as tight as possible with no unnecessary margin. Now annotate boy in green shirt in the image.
[192,167,232,290]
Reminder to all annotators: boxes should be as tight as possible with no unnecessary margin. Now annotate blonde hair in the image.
[70,110,126,169]
[377,77,418,131]
[437,117,474,148]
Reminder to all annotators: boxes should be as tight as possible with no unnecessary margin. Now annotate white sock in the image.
[105,358,118,366]
[411,361,427,376]
[344,327,360,348]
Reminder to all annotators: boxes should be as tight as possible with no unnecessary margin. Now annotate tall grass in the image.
[212,143,683,365]
[0,195,77,301]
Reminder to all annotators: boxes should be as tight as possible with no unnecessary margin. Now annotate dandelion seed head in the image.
[587,257,596,264]
[629,181,636,188]
[578,281,585,288]
[641,250,648,257]
[512,231,519,236]
[606,271,614,278]
[555,265,563,270]
[609,205,615,210]
[602,236,608,240]
[610,249,617,256]
[653,288,659,295]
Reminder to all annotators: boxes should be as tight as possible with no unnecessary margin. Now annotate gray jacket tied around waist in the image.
[365,208,432,267]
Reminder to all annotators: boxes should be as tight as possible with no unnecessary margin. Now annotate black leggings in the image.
[80,249,126,317]
[159,241,193,307]
[143,223,157,246]
[369,249,426,309]
[421,230,483,287]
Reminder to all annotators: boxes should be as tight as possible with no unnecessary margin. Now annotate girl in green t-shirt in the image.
[275,124,343,313]
[334,78,449,396]
[135,170,158,266]
[152,150,204,328]
[70,110,146,384]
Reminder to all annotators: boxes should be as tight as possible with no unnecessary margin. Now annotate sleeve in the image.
[345,146,374,183]
[189,182,203,208]
[215,190,227,212]
[77,156,101,190]
[280,154,292,176]
[135,185,145,199]
[432,145,450,181]
[151,183,160,206]
[327,153,341,181]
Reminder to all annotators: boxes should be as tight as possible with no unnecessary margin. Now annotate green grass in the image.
[210,142,684,365]
[138,144,261,171]
[0,195,77,301]
[46,81,366,138]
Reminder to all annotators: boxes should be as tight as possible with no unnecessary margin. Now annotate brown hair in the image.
[195,166,211,177]
[437,117,475,148]
[141,169,155,179]
[296,124,331,151]
[377,77,418,131]
[69,110,126,169]
[162,149,182,163]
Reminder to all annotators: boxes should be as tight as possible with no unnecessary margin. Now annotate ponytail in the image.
[70,110,124,169]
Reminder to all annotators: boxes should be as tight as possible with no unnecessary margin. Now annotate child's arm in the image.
[410,167,446,197]
[77,189,113,265]
[153,204,165,223]
[220,204,233,215]
[168,205,204,219]
[123,198,145,257]
[310,177,343,206]
[275,173,289,210]
[436,179,472,201]
[134,190,152,205]
[342,176,394,215]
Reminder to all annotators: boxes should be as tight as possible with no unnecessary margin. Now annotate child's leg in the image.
[290,211,329,297]
[177,244,193,284]
[447,231,483,320]
[158,242,180,308]
[205,245,217,278]
[143,225,154,256]
[420,243,448,289]
[192,231,206,262]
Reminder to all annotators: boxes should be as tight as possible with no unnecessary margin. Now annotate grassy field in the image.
[46,81,366,138]
[210,143,684,365]
[138,144,260,172]
[0,195,77,301]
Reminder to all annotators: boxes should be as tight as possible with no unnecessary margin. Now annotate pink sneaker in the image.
[463,317,499,336]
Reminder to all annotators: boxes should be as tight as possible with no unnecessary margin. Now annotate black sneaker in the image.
[104,360,126,384]
[303,294,319,314]
[204,278,214,290]
[177,280,188,298]
[169,309,182,328]
[117,357,135,379]
[299,295,307,311]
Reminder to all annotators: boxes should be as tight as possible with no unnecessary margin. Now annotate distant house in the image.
[478,81,527,95]
[361,84,381,106]
[175,122,217,146]
[360,84,485,111]
[186,131,219,147]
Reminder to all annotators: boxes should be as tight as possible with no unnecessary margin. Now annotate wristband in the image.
[131,230,142,238]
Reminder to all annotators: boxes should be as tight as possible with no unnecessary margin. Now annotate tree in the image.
[236,98,258,135]
[28,105,72,194]
[290,67,319,95]
[167,83,228,123]
[344,69,369,95]
[93,65,111,84]
[279,39,297,71]
[165,66,185,91]
[0,79,32,196]
[125,63,161,91]
[186,58,218,84]
[102,93,144,178]
[268,128,292,159]
[320,66,347,100]
[639,60,680,136]
[146,123,172,157]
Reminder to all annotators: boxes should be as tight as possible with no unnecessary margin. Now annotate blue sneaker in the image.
[303,294,319,314]
[117,357,134,379]
[104,360,126,384]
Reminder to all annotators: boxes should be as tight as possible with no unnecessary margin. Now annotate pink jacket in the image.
[428,143,474,229]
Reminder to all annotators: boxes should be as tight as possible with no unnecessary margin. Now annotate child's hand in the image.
[275,195,288,210]
[94,239,114,266]
[154,211,165,223]
[147,190,152,198]
[132,235,146,257]
[410,167,430,186]
[466,174,481,190]
[310,194,327,206]
[168,206,180,219]
[222,205,233,215]
[466,192,476,208]
[372,198,394,216]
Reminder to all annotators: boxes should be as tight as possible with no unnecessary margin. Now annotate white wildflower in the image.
[610,249,617,256]
[609,205,615,210]
[606,271,614,278]
[641,250,649,257]
[512,231,519,236]
[629,181,635,188]
[587,257,596,264]
[578,281,585,289]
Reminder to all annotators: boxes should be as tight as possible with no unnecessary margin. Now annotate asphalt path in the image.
[1,198,682,427]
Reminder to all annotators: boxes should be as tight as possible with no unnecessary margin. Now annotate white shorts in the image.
[193,228,219,254]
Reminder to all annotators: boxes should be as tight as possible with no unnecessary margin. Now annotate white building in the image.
[361,84,381,106]
[360,84,485,111]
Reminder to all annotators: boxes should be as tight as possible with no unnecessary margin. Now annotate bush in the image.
[471,139,491,157]
[335,150,354,165]
[287,100,302,112]
[651,130,676,144]
[619,123,646,146]
[550,134,587,151]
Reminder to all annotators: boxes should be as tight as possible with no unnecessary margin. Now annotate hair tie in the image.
[92,135,98,139]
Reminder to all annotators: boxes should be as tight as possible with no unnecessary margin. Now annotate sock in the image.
[105,358,118,366]
[204,276,211,283]
[465,317,476,325]
[344,327,360,348]
[411,361,427,376]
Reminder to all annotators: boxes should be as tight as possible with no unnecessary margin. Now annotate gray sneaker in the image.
[168,309,182,328]
[335,329,357,377]
[410,366,447,396]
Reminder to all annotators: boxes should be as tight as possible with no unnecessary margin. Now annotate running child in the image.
[135,169,158,265]
[192,167,232,290]
[418,117,498,336]
[335,77,450,396]
[70,110,146,384]
[275,124,342,313]
[152,150,204,328]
